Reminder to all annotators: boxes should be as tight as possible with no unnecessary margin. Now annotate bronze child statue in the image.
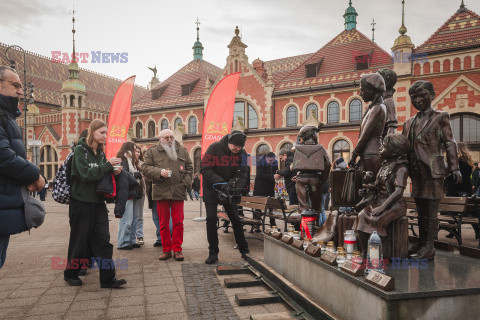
[377,68,398,138]
[402,80,461,260]
[349,73,387,178]
[355,134,410,259]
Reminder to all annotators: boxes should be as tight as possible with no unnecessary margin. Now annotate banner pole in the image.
[193,197,206,222]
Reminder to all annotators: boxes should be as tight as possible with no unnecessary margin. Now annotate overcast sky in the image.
[0,0,477,87]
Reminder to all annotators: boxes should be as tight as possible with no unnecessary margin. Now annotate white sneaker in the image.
[137,237,144,245]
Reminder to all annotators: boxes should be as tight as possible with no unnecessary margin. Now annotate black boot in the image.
[205,251,218,264]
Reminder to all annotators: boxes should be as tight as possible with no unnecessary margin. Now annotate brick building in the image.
[2,1,479,181]
[132,1,480,175]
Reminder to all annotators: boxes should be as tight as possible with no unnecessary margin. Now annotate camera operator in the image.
[201,131,250,264]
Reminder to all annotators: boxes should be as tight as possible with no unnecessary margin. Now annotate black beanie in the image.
[228,131,247,147]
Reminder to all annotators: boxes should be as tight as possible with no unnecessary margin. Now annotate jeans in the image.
[157,200,184,252]
[64,198,115,283]
[117,198,141,248]
[135,196,145,239]
[193,190,200,199]
[319,193,329,225]
[205,201,249,254]
[152,201,172,244]
[0,235,10,269]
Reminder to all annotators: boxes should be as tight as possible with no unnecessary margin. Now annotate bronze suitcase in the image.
[291,144,327,172]
[330,169,362,208]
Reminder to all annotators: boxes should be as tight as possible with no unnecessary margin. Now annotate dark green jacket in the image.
[71,138,113,203]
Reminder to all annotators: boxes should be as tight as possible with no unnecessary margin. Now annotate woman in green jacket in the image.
[64,120,127,288]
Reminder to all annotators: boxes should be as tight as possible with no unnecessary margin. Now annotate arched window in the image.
[349,99,362,122]
[39,145,58,181]
[286,106,298,127]
[193,148,201,174]
[78,96,82,108]
[161,119,169,130]
[443,59,451,72]
[332,139,350,162]
[233,101,258,129]
[280,142,293,152]
[450,114,480,143]
[174,118,182,130]
[135,122,143,138]
[147,121,156,138]
[327,101,340,123]
[70,95,75,107]
[188,116,197,134]
[306,103,318,119]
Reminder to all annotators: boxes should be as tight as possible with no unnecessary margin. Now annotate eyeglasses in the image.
[0,78,23,90]
[162,136,174,140]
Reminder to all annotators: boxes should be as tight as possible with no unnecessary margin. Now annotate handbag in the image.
[20,186,46,229]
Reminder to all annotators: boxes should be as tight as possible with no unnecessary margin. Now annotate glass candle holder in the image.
[293,231,300,240]
[327,241,335,253]
[319,241,326,255]
[288,225,295,236]
[303,239,311,250]
[336,248,347,267]
[352,251,362,265]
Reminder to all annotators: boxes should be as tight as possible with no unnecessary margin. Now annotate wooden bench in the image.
[406,196,468,246]
[217,196,299,233]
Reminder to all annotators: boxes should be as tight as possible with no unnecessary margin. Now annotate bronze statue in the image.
[291,125,331,220]
[349,73,387,178]
[355,134,410,259]
[402,80,461,260]
[148,65,158,78]
[377,68,398,138]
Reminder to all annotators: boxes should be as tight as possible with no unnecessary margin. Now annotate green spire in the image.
[457,0,467,13]
[193,17,204,61]
[344,0,358,31]
[399,0,407,35]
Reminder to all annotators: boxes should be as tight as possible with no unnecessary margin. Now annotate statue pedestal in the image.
[263,235,480,320]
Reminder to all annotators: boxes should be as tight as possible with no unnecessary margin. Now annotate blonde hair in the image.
[86,119,107,152]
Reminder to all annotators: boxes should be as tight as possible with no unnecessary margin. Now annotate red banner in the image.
[200,72,240,158]
[105,75,136,159]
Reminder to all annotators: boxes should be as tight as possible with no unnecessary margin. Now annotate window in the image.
[174,118,182,130]
[152,84,169,100]
[286,106,298,127]
[70,95,75,107]
[135,122,143,138]
[181,79,200,96]
[280,142,293,152]
[305,58,323,78]
[39,145,58,181]
[147,121,155,138]
[327,101,340,123]
[193,148,202,174]
[161,119,169,130]
[355,54,369,70]
[349,99,362,122]
[188,116,197,134]
[78,96,82,108]
[332,139,350,162]
[306,103,318,119]
[450,114,480,143]
[233,101,258,129]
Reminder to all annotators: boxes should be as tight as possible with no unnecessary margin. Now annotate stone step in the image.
[250,312,295,320]
[235,292,282,306]
[224,277,264,288]
[216,266,250,275]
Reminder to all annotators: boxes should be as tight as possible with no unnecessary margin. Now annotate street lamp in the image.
[3,45,35,147]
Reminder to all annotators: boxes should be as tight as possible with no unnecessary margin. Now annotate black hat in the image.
[228,131,247,147]
[266,152,276,158]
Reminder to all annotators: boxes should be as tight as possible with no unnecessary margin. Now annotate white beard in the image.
[162,141,177,161]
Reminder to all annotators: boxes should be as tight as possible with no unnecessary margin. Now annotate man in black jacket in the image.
[201,131,249,264]
[276,150,298,205]
[0,66,44,269]
[253,152,278,226]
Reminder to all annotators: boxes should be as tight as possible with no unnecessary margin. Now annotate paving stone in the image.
[26,302,71,316]
[68,298,108,311]
[107,305,146,319]
[0,297,38,308]
[62,309,105,320]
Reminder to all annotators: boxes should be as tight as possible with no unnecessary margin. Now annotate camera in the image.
[216,179,245,206]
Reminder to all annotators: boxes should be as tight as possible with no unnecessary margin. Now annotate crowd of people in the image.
[2,64,480,288]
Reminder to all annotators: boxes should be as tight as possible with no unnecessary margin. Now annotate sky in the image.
[0,0,477,88]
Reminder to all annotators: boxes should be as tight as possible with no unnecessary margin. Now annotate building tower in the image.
[344,0,358,30]
[193,18,204,61]
[60,8,86,149]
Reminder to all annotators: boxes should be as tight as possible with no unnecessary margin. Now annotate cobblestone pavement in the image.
[0,196,290,320]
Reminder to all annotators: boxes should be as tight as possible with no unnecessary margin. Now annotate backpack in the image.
[291,143,327,172]
[51,146,88,204]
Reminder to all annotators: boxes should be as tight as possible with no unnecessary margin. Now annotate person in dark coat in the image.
[276,150,298,205]
[39,174,48,201]
[445,142,473,197]
[472,163,480,197]
[201,131,250,264]
[253,152,278,225]
[192,174,200,200]
[0,66,44,269]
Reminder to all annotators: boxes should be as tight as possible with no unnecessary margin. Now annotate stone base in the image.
[264,235,480,320]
